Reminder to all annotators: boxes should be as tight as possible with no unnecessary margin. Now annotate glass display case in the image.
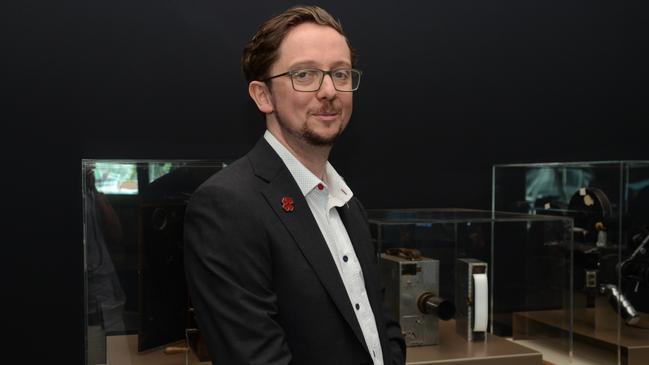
[368,209,571,365]
[494,161,649,365]
[82,159,225,365]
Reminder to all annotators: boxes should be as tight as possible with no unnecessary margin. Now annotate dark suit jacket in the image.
[184,138,405,365]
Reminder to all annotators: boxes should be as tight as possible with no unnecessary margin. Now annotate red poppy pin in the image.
[281,196,295,212]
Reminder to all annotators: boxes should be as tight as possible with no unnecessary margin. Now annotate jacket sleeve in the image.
[382,299,406,365]
[184,183,292,365]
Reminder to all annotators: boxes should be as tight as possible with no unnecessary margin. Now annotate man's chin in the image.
[302,128,340,147]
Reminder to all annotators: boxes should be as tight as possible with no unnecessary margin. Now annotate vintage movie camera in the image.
[541,186,649,327]
[380,248,455,346]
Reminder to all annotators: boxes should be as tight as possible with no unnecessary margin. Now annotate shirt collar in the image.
[264,130,353,206]
[324,161,353,207]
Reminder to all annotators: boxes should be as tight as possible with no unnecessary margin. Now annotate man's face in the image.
[266,22,353,146]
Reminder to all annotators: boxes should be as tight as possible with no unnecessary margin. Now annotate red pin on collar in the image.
[281,196,295,212]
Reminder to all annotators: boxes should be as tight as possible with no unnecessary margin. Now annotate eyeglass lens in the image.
[290,69,361,91]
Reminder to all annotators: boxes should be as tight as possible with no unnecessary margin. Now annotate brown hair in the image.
[241,5,356,84]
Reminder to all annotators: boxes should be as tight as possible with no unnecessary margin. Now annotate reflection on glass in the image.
[94,163,138,195]
[85,165,126,365]
[525,167,593,213]
[148,162,175,183]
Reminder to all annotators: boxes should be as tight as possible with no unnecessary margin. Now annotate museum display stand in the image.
[82,160,226,365]
[494,161,649,365]
[368,208,572,365]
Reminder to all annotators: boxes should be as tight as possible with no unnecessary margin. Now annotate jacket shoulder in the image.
[187,155,261,208]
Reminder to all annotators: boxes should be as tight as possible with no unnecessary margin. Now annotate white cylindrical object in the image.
[473,273,488,332]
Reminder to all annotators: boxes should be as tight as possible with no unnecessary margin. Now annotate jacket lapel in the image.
[247,139,367,350]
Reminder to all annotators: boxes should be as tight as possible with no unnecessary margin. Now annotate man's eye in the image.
[293,70,317,80]
[333,70,351,80]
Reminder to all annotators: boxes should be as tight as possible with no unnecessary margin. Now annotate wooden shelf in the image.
[406,320,542,365]
[97,320,543,365]
[513,306,649,365]
[98,335,209,365]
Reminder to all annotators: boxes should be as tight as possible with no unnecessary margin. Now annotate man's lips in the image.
[311,112,340,121]
[311,110,340,117]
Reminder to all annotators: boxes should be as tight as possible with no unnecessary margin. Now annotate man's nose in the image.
[316,74,337,99]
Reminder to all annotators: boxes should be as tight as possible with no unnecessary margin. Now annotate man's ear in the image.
[248,81,274,114]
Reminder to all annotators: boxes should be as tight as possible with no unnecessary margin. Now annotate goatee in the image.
[301,124,341,146]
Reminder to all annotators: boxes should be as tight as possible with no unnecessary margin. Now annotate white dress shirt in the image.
[264,131,384,365]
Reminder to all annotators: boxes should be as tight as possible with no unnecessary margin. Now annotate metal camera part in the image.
[620,232,649,286]
[456,258,489,341]
[417,292,456,320]
[567,187,613,247]
[380,253,455,346]
[600,284,640,326]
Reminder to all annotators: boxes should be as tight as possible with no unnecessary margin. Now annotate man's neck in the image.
[267,127,331,179]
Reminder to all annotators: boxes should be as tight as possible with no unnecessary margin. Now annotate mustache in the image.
[312,105,340,114]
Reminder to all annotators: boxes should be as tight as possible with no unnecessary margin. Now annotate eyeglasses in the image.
[263,68,362,92]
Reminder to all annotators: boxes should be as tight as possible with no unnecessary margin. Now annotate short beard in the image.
[301,123,341,146]
[275,111,343,147]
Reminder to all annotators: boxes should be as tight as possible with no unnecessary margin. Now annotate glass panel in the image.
[83,159,226,365]
[494,161,649,365]
[368,208,571,363]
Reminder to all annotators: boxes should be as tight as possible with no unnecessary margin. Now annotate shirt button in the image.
[355,303,360,310]
[317,183,324,190]
[343,255,348,262]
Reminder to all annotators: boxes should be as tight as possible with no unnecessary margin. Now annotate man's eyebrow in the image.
[287,61,318,69]
[288,61,352,70]
[330,61,352,69]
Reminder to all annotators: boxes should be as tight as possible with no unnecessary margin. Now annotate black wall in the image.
[4,1,648,363]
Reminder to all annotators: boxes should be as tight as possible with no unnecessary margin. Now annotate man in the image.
[184,5,405,365]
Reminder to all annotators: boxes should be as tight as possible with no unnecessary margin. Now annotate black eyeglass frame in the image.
[262,68,363,92]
